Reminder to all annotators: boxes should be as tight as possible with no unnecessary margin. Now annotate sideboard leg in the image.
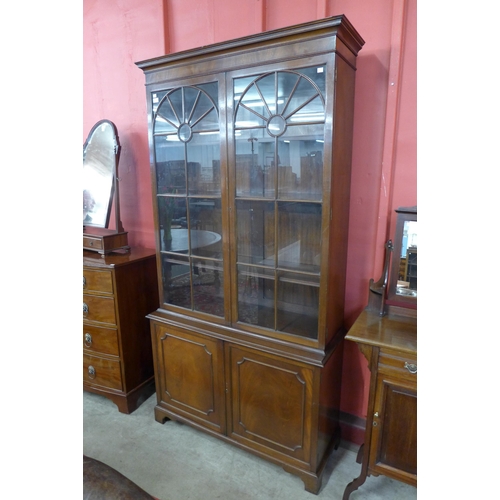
[343,443,368,499]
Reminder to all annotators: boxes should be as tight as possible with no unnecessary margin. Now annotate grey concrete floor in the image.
[83,391,417,500]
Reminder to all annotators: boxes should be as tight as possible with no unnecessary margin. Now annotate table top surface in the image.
[345,309,417,354]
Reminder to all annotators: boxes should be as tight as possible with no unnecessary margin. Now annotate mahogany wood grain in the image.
[139,16,364,494]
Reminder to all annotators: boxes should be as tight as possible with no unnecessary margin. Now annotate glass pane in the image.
[193,259,224,317]
[186,133,221,195]
[276,272,319,338]
[234,76,269,128]
[236,200,275,265]
[278,126,324,200]
[155,141,187,196]
[276,71,300,115]
[189,228,222,259]
[287,95,325,123]
[296,65,326,95]
[162,256,192,309]
[189,198,223,258]
[182,86,219,132]
[277,202,322,273]
[235,129,274,197]
[237,265,275,329]
[153,90,179,134]
[158,197,187,251]
[283,70,325,123]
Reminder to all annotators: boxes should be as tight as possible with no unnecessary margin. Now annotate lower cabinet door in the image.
[153,323,226,434]
[369,374,417,485]
[226,343,316,464]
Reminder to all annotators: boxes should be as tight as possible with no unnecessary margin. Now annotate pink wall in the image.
[83,0,416,440]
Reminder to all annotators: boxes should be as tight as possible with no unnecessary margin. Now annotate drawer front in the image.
[83,323,119,356]
[379,351,417,382]
[83,294,117,325]
[83,353,122,390]
[83,268,113,294]
[83,235,103,251]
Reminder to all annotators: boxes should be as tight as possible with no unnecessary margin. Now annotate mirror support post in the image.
[112,138,125,234]
[367,240,393,316]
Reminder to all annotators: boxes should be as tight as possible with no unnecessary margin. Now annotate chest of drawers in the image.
[83,248,159,413]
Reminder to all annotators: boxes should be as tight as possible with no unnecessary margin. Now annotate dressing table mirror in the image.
[83,119,129,255]
[387,206,417,309]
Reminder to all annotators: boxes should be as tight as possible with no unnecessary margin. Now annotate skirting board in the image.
[339,411,366,450]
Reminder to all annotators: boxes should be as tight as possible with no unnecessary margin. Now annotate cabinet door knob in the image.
[88,365,96,379]
[84,333,92,347]
[404,362,417,374]
[83,276,87,288]
[374,412,379,418]
[83,303,89,316]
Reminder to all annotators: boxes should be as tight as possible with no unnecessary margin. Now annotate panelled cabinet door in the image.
[369,374,417,485]
[226,343,316,464]
[153,324,226,435]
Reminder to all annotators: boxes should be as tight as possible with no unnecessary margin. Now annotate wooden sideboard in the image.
[83,248,159,413]
[343,309,417,498]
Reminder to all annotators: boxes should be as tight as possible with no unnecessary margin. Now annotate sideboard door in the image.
[369,356,417,485]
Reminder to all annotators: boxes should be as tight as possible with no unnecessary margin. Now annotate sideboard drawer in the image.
[83,294,117,325]
[83,354,122,391]
[378,351,417,381]
[83,324,119,356]
[83,269,114,294]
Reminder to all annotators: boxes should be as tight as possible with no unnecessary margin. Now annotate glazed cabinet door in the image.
[229,62,330,345]
[150,80,228,321]
[369,352,417,486]
[151,322,226,434]
[226,343,316,465]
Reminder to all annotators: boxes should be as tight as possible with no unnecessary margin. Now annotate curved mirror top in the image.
[83,120,120,227]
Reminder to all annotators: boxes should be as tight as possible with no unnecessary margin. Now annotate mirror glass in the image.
[396,220,417,297]
[387,206,417,307]
[83,120,120,227]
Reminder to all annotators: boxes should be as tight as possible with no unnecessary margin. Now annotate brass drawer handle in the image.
[83,303,89,316]
[84,333,92,347]
[88,365,96,379]
[404,362,417,374]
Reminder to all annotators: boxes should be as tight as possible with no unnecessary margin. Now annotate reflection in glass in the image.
[237,265,275,330]
[235,130,273,197]
[153,82,223,315]
[233,68,326,337]
[163,257,192,309]
[236,200,275,265]
[396,220,417,297]
[234,67,326,130]
[193,259,224,316]
[277,272,319,337]
[186,134,221,195]
[277,202,321,273]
